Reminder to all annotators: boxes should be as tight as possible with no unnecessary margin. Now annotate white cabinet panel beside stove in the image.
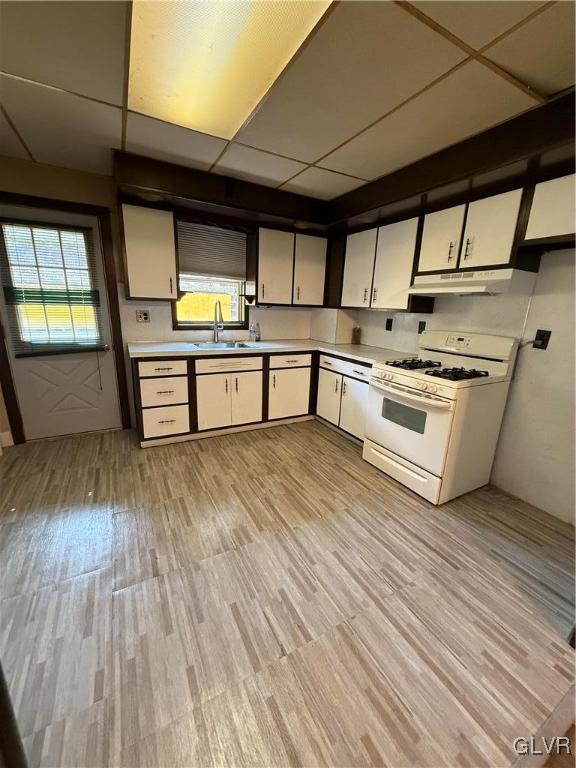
[362,331,518,505]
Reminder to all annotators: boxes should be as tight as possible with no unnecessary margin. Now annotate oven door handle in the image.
[370,379,454,410]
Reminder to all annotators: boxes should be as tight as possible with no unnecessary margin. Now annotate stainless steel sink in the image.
[192,342,258,349]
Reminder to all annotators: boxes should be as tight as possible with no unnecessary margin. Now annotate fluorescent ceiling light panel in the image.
[129,0,331,140]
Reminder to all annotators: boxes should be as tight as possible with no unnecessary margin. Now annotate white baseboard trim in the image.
[0,431,14,448]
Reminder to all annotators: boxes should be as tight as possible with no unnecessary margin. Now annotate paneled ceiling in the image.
[0,0,574,200]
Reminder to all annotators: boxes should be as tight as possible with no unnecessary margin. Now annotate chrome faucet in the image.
[213,299,224,342]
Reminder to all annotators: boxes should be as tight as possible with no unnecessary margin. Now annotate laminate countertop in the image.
[127,339,414,365]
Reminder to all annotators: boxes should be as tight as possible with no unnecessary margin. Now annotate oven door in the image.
[365,378,455,476]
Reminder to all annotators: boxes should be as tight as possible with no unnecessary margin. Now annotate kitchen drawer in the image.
[270,353,312,369]
[196,356,263,374]
[142,404,189,438]
[140,376,189,408]
[139,359,188,377]
[319,354,371,381]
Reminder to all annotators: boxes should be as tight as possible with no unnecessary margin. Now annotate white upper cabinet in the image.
[258,228,294,304]
[417,205,465,273]
[341,228,378,307]
[293,234,327,305]
[525,174,576,240]
[122,204,177,299]
[460,188,522,268]
[371,218,418,309]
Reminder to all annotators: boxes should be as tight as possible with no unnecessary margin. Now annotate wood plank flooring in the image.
[0,422,574,768]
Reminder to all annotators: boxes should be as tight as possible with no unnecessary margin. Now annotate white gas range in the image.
[363,331,518,504]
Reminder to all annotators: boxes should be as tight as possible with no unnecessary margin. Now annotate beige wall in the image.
[0,155,123,443]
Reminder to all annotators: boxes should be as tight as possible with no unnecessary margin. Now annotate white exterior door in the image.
[231,371,262,425]
[196,373,231,430]
[122,204,177,299]
[371,218,418,309]
[316,368,342,426]
[418,204,465,273]
[293,234,326,305]
[0,207,121,440]
[258,229,294,304]
[341,229,377,307]
[268,367,310,419]
[460,189,522,268]
[339,376,368,439]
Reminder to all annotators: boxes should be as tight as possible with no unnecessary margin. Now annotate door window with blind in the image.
[174,220,248,329]
[0,221,104,356]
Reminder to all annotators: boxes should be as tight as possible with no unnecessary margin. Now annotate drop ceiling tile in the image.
[125,112,226,171]
[281,168,365,200]
[213,144,307,187]
[484,2,576,95]
[0,1,127,106]
[411,1,545,50]
[321,61,538,181]
[236,1,466,163]
[1,76,121,174]
[0,110,29,160]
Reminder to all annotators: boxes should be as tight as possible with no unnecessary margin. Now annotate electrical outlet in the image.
[385,318,393,331]
[418,321,426,334]
[533,329,551,350]
[136,309,150,323]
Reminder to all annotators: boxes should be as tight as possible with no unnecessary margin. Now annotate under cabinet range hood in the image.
[408,268,536,297]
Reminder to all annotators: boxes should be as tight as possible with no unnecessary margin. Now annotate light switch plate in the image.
[136,309,150,323]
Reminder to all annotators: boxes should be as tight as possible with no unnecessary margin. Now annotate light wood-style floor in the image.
[0,421,574,768]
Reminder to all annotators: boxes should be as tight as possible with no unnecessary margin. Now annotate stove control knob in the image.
[427,384,438,394]
[418,382,428,391]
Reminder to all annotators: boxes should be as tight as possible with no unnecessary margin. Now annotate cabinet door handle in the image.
[156,390,175,395]
[225,378,228,393]
[261,283,265,298]
[158,419,176,424]
[235,377,238,392]
[342,381,347,395]
[272,374,276,389]
[297,286,300,300]
[447,241,454,261]
[372,287,377,303]
[363,288,368,304]
[463,238,472,260]
[334,379,339,393]
[170,277,173,294]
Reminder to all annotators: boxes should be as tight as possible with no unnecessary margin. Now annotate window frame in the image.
[171,274,249,331]
[171,215,256,332]
[0,217,106,357]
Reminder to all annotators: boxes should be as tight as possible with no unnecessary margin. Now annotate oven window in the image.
[382,398,427,434]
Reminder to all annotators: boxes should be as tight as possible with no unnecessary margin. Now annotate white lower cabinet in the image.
[197,371,263,430]
[339,377,368,440]
[269,367,311,419]
[316,368,342,425]
[196,373,231,431]
[316,366,369,440]
[231,371,262,425]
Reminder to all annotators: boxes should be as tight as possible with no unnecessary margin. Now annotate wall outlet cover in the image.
[385,318,393,331]
[136,309,150,323]
[533,329,551,349]
[418,321,426,334]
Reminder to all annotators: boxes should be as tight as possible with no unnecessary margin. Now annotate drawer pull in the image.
[158,419,176,424]
[156,390,175,395]
[353,370,366,376]
[154,367,173,372]
[323,360,332,366]
[285,359,299,363]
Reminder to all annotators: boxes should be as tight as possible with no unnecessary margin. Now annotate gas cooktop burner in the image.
[387,359,442,370]
[425,367,490,381]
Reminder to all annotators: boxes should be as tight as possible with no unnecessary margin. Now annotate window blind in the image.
[0,221,104,356]
[176,221,247,282]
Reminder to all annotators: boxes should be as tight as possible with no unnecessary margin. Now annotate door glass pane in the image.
[382,397,427,434]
